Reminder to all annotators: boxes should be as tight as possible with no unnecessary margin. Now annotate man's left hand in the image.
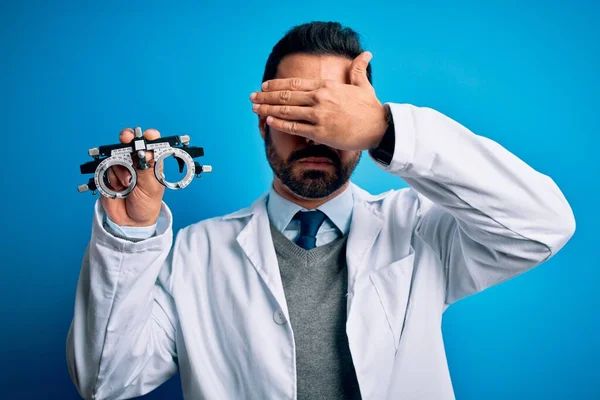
[250,51,388,151]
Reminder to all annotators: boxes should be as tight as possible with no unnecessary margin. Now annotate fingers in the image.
[119,127,161,142]
[115,165,132,186]
[349,51,373,88]
[252,104,318,123]
[250,90,315,106]
[265,116,315,139]
[142,129,160,163]
[106,168,120,190]
[261,78,329,92]
[107,127,164,197]
[119,127,161,163]
[120,128,134,144]
[143,128,160,140]
[106,166,131,190]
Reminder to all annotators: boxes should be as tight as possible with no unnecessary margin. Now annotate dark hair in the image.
[262,21,372,84]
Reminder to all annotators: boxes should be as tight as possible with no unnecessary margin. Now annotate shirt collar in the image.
[266,183,354,235]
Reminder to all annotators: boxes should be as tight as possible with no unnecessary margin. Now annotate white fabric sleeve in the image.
[371,103,575,304]
[66,199,180,399]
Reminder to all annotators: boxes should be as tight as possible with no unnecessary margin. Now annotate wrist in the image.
[106,209,161,228]
[369,104,390,150]
[368,104,395,166]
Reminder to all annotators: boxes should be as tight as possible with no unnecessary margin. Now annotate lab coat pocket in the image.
[369,247,415,351]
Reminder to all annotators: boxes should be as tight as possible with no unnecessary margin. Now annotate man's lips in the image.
[298,157,334,164]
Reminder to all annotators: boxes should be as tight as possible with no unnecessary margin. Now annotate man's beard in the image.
[264,128,361,199]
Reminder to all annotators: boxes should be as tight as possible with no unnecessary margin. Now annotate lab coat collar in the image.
[222,182,393,221]
[225,181,393,324]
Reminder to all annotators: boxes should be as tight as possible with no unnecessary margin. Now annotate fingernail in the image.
[250,92,257,100]
[252,104,259,111]
[262,81,269,90]
[266,116,273,124]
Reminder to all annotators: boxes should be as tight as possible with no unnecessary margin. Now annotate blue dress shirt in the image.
[266,184,354,247]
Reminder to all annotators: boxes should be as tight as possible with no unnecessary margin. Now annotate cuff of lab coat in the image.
[369,103,416,174]
[104,214,158,240]
[92,199,173,252]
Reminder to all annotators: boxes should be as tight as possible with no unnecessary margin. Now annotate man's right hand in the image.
[100,128,166,227]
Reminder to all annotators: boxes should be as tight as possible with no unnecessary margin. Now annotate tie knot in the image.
[293,210,327,238]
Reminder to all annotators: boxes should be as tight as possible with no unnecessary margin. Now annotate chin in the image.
[296,167,331,180]
[291,178,338,200]
[288,187,331,201]
[289,190,327,201]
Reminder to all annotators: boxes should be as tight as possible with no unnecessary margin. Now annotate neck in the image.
[272,177,349,210]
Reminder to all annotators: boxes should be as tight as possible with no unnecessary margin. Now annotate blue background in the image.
[0,0,597,398]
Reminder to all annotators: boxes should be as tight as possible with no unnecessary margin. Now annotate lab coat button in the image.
[273,309,287,325]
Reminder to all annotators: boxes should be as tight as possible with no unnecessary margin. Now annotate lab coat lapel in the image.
[345,202,383,301]
[346,184,385,299]
[235,193,290,319]
[346,184,393,399]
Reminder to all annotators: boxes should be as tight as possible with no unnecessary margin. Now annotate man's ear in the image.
[258,116,267,140]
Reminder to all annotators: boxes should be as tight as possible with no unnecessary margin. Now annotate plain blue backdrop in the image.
[0,0,597,398]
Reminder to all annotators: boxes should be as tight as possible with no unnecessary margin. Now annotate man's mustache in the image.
[288,145,340,165]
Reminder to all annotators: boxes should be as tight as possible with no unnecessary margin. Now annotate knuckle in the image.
[312,89,322,104]
[290,121,298,133]
[314,88,329,104]
[279,90,291,103]
[291,77,302,90]
[322,80,335,89]
[280,105,290,116]
[309,90,319,105]
[311,109,322,124]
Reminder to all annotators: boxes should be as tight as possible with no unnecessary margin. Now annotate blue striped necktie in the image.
[293,210,327,250]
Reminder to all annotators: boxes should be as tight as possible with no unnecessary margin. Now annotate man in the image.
[67,21,575,400]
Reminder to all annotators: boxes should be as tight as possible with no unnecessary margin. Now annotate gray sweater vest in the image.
[269,222,361,400]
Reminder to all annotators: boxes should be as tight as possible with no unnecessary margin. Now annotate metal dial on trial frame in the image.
[150,144,197,190]
[94,150,137,199]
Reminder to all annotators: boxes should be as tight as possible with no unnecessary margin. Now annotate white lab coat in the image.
[66,103,575,400]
